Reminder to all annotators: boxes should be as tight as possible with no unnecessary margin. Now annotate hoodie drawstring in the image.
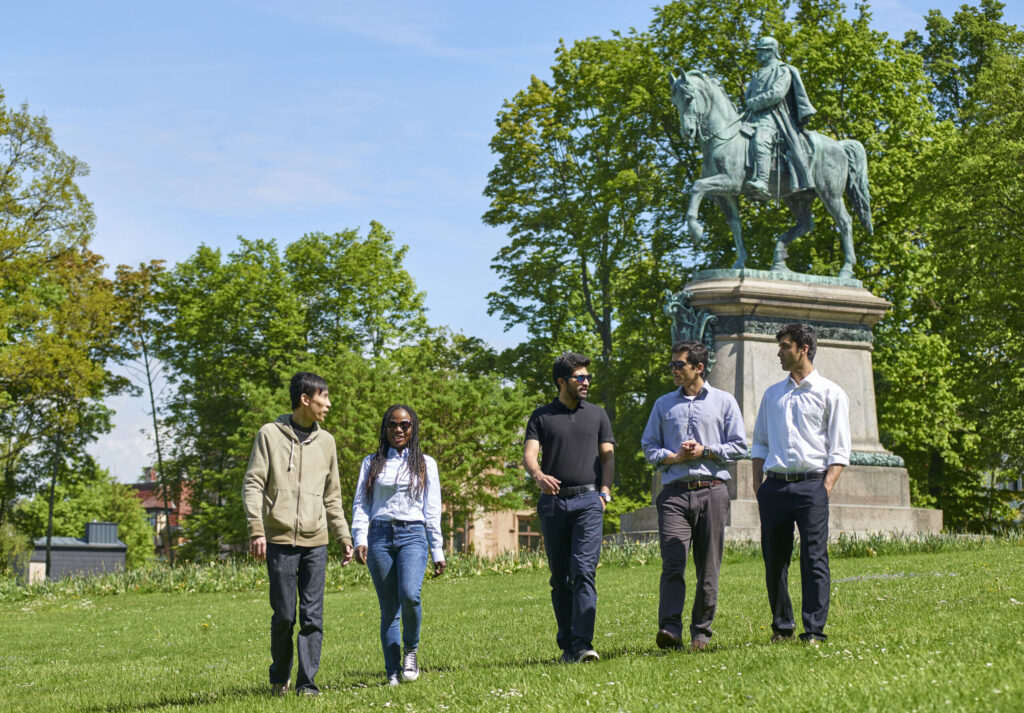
[287,440,295,472]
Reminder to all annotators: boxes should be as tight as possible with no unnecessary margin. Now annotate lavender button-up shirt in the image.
[641,384,747,484]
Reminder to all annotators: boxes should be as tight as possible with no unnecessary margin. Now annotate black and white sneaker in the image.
[402,649,420,681]
[575,649,600,663]
[387,673,400,686]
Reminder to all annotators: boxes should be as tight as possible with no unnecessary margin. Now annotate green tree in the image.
[14,460,154,570]
[284,223,428,358]
[114,260,177,560]
[904,51,1024,528]
[155,239,305,558]
[903,0,1024,125]
[0,86,123,528]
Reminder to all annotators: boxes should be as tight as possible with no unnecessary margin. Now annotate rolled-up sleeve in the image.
[423,457,445,563]
[710,394,748,461]
[826,387,851,466]
[350,456,372,549]
[641,401,673,467]
[751,391,771,461]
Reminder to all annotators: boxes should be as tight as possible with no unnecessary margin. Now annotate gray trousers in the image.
[656,481,730,643]
[267,543,327,693]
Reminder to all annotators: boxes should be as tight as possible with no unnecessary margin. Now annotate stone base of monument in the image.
[618,270,942,542]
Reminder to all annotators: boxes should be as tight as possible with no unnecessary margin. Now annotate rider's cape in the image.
[746,63,817,191]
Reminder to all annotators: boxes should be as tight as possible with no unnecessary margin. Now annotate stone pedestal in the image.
[619,270,942,540]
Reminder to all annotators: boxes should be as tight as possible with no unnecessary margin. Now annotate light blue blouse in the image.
[351,448,445,562]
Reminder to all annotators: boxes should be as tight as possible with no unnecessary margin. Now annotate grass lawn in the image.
[1,542,1021,712]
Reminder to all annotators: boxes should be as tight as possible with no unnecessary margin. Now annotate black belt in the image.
[766,470,825,482]
[666,479,724,491]
[556,483,597,498]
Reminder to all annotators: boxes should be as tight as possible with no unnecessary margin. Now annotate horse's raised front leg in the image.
[714,195,745,269]
[685,184,706,242]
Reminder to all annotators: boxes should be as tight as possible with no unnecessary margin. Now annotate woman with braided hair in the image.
[352,404,446,686]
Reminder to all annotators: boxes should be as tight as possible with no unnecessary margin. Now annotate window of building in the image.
[517,516,542,550]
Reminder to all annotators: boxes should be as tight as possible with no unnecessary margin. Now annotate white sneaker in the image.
[387,673,400,686]
[575,649,600,663]
[402,649,420,681]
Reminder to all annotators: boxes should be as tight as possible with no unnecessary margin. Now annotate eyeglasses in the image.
[386,420,413,431]
[668,361,692,371]
[569,374,593,383]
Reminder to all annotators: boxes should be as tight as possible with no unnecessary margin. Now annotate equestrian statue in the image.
[669,37,872,279]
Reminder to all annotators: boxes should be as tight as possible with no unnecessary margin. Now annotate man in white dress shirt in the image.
[751,323,850,643]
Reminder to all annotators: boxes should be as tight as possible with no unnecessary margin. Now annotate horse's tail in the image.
[841,140,873,235]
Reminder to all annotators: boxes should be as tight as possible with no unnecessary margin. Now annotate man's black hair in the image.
[552,352,591,387]
[290,372,328,410]
[775,323,818,361]
[672,340,709,374]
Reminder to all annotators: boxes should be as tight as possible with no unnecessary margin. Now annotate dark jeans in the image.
[538,490,604,655]
[366,520,429,676]
[656,481,729,643]
[266,543,327,692]
[756,477,830,640]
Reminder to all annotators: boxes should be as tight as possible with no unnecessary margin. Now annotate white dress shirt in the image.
[351,448,445,563]
[751,369,851,473]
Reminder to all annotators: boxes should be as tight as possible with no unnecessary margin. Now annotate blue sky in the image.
[1,1,1018,481]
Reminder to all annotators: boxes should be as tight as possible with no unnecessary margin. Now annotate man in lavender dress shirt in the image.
[642,340,747,652]
[752,323,850,644]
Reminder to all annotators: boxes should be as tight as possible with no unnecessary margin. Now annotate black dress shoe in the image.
[656,629,683,650]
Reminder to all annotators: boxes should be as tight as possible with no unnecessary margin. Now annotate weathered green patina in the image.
[669,38,873,279]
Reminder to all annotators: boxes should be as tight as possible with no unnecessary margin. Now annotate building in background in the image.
[130,468,191,556]
[28,522,126,583]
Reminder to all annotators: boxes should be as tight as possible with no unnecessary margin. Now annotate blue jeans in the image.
[537,491,604,655]
[366,520,429,675]
[266,543,327,693]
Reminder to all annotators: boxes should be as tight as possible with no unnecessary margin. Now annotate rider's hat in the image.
[754,36,780,54]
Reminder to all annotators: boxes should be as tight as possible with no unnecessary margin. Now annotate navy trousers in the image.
[756,477,831,640]
[538,491,604,655]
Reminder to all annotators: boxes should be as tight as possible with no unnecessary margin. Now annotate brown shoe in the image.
[271,682,289,697]
[770,632,795,644]
[656,629,683,650]
[690,639,708,652]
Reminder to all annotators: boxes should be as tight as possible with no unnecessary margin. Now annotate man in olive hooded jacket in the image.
[243,372,354,696]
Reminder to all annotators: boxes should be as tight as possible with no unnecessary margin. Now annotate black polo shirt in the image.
[525,399,615,487]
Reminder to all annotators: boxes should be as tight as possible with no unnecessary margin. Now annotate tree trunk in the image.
[142,341,173,563]
[44,428,63,580]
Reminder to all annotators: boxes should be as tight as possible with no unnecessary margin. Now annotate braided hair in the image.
[364,404,427,499]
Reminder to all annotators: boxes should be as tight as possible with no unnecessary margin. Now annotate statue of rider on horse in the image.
[670,36,872,279]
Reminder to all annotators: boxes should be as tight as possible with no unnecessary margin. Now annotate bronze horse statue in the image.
[669,70,872,278]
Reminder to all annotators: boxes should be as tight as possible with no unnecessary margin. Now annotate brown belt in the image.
[666,479,724,491]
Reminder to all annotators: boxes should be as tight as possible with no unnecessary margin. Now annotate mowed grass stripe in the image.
[0,543,1020,712]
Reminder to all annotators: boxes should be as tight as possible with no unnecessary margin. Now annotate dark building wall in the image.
[45,548,126,580]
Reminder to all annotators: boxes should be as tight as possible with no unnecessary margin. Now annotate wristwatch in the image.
[599,492,612,503]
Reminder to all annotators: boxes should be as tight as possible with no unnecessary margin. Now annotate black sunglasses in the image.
[386,420,413,431]
[668,361,693,371]
[569,374,593,383]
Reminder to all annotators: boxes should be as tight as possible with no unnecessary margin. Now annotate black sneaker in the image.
[558,650,573,664]
[271,682,289,697]
[402,649,420,681]
[387,673,400,687]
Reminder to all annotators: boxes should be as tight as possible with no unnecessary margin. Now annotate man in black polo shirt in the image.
[524,352,615,663]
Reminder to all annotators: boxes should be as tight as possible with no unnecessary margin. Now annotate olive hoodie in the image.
[242,415,352,548]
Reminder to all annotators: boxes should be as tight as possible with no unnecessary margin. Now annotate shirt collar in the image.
[787,368,819,389]
[678,384,709,399]
[387,447,410,460]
